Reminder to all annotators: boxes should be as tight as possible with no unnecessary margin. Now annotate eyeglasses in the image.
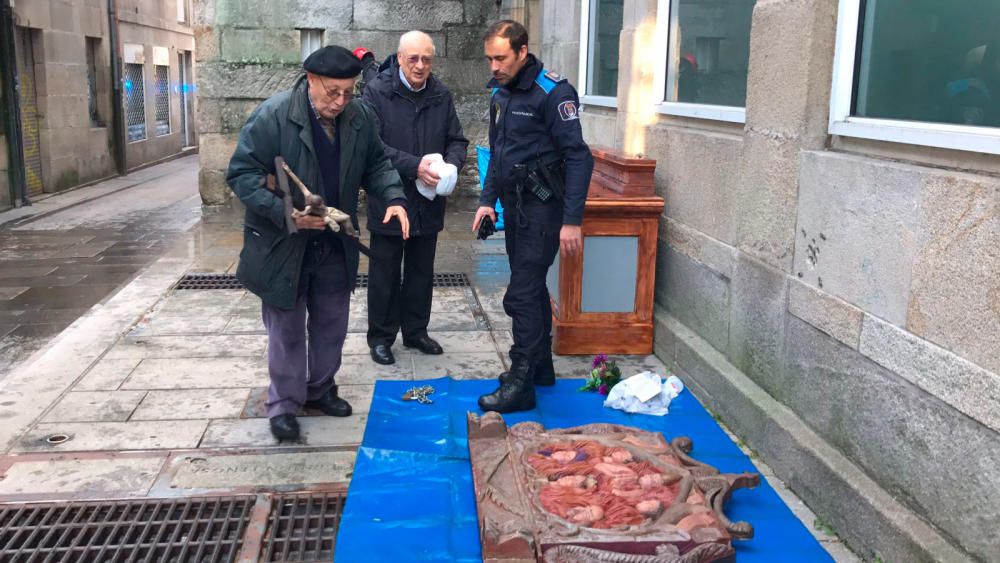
[319,77,355,101]
[403,55,434,66]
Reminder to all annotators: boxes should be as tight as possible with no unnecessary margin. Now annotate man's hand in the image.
[383,205,410,239]
[417,156,441,188]
[472,206,497,232]
[560,225,583,256]
[292,209,326,230]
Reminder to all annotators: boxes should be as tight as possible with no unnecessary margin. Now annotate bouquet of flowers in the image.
[579,353,622,395]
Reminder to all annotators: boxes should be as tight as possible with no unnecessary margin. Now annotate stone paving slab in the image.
[0,256,192,452]
[411,352,506,380]
[0,455,166,497]
[426,312,480,331]
[409,330,497,353]
[241,385,374,417]
[13,420,209,453]
[338,354,416,384]
[0,287,30,300]
[131,389,252,420]
[169,451,355,489]
[107,334,267,359]
[129,314,234,337]
[121,357,269,389]
[223,315,264,334]
[71,358,142,391]
[200,415,367,448]
[42,391,147,423]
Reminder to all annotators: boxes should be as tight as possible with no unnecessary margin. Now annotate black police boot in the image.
[305,385,353,417]
[478,360,536,413]
[269,413,300,441]
[534,354,555,386]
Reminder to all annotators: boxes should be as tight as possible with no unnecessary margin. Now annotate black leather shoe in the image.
[479,361,536,414]
[534,355,555,386]
[305,385,353,417]
[269,413,300,441]
[370,344,395,365]
[403,335,444,355]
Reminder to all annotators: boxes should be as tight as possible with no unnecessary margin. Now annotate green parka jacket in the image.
[226,75,406,309]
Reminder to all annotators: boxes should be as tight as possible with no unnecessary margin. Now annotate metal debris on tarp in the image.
[402,385,436,404]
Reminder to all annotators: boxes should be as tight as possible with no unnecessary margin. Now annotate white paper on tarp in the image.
[603,372,685,416]
[415,154,458,200]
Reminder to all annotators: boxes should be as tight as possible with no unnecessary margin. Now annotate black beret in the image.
[303,45,362,78]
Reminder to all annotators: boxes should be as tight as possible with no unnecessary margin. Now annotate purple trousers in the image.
[261,246,351,418]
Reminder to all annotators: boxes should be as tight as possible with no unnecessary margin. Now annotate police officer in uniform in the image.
[473,20,594,413]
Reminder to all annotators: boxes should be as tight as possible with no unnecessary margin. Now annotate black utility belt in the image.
[511,160,565,203]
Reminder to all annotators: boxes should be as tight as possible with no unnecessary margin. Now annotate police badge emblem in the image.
[558,100,579,121]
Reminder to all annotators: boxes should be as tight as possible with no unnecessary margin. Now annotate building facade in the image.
[1,0,196,209]
[195,0,498,205]
[523,0,998,561]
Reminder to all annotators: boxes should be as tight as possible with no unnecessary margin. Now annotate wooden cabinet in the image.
[549,147,664,355]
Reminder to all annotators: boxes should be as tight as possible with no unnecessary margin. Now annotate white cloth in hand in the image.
[603,372,685,416]
[415,154,458,200]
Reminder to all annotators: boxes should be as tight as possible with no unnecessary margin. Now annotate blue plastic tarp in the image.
[335,378,833,562]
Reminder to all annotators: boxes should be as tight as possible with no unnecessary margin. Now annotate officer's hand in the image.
[417,156,441,188]
[560,225,583,256]
[472,206,497,232]
[292,209,326,230]
[383,205,410,240]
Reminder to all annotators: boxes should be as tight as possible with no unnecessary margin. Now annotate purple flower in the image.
[598,384,609,395]
[592,353,609,369]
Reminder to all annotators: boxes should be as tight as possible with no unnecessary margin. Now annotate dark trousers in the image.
[261,239,350,418]
[366,232,438,347]
[502,200,561,365]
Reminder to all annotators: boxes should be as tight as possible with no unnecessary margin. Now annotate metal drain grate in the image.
[0,496,253,562]
[176,272,470,290]
[175,273,243,290]
[260,492,345,562]
[354,272,470,289]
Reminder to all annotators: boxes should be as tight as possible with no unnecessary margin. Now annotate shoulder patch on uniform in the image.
[534,68,564,94]
[558,100,579,122]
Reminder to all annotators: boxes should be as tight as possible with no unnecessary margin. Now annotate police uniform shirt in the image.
[480,54,594,226]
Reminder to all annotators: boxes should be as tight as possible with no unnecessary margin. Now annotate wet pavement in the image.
[0,157,203,377]
[0,156,856,561]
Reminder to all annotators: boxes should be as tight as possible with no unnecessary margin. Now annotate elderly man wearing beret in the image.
[227,45,410,441]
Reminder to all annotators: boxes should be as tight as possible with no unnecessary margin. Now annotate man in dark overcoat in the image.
[227,45,410,440]
[362,30,468,365]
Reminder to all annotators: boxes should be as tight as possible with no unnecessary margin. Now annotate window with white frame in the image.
[830,0,1000,154]
[300,29,324,62]
[580,0,624,105]
[655,0,756,122]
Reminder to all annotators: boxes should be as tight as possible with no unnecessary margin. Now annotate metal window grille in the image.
[124,62,146,142]
[154,64,170,136]
[86,38,100,127]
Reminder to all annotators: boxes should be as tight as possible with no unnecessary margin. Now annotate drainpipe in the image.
[0,0,28,207]
[108,0,126,174]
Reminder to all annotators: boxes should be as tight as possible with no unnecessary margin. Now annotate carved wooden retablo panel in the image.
[467,413,760,563]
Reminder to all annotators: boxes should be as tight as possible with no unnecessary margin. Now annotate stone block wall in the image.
[536,0,999,560]
[195,0,499,205]
[9,0,195,192]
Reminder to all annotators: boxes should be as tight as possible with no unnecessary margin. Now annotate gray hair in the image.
[398,30,436,55]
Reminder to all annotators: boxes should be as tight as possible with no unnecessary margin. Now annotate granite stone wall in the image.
[195,0,499,204]
[537,0,1000,560]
